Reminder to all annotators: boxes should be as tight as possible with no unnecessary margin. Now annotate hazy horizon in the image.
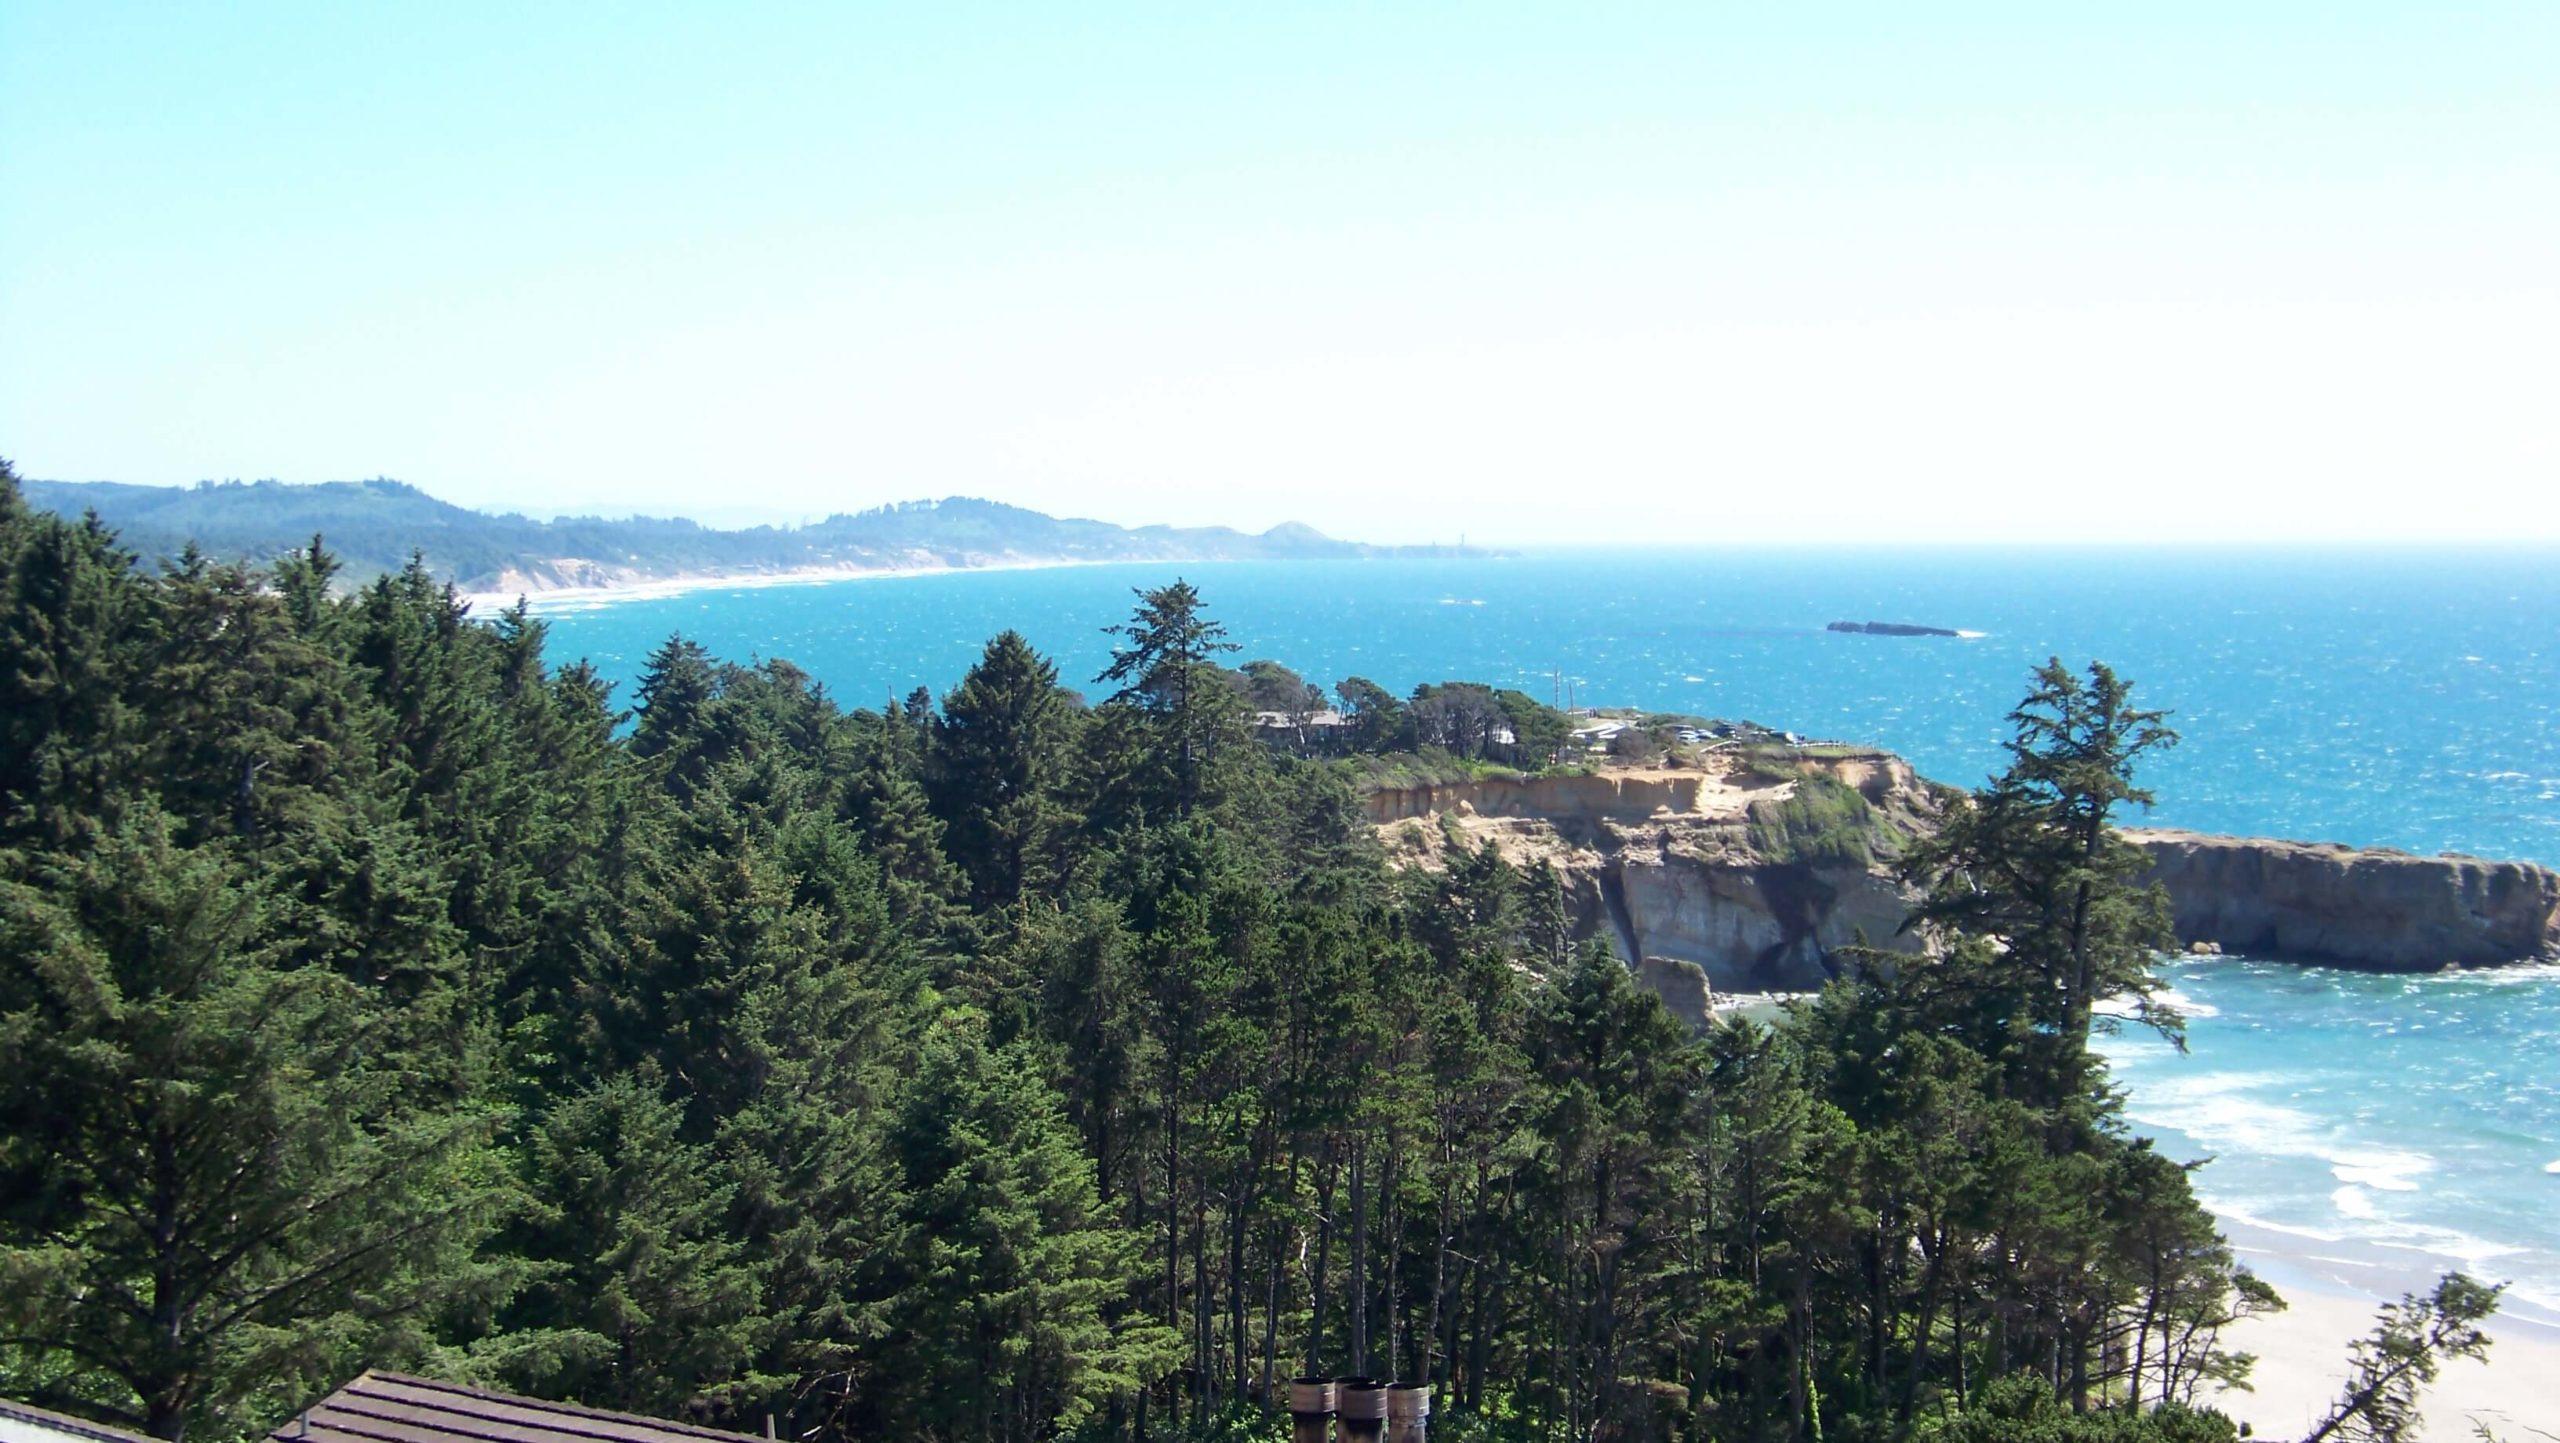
[5,4,2554,546]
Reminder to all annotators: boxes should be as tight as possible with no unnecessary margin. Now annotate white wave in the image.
[2501,1280,2560,1325]
[2331,1185,2377,1220]
[2370,1224,2523,1272]
[2201,1200,2348,1245]
[2328,1148,2431,1193]
[2151,987,2221,1020]
[2483,770,2530,782]
[2118,1072,2332,1159]
[2429,961,2560,988]
[2096,988,2219,1022]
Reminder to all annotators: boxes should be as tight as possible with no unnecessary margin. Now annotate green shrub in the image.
[1746,773,1879,868]
[1336,747,1528,793]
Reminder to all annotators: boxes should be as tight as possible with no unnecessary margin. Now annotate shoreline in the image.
[2208,1218,2560,1436]
[456,555,1118,614]
[1729,993,2557,1430]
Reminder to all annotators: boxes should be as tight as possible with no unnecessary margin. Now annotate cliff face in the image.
[1375,763,2560,1024]
[1375,754,1936,1009]
[2128,829,2560,969]
[1613,854,1920,992]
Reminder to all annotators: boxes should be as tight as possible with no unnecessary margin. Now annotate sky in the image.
[3,3,2554,545]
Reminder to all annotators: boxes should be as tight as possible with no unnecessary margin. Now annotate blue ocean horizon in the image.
[522,544,2560,1321]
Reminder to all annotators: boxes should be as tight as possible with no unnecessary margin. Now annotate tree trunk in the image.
[1308,1140,1340,1374]
[1348,1135,1370,1377]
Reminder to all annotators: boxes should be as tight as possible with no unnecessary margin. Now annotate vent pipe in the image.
[1288,1377,1338,1443]
[1334,1378,1385,1443]
[1384,1384,1431,1443]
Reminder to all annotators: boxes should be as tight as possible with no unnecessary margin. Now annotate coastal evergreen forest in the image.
[0,461,2494,1443]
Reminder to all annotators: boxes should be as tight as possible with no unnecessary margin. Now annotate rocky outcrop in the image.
[1614,852,1921,993]
[2128,829,2560,970]
[1635,957,1715,1028]
[1378,765,2560,1026]
[1375,756,1938,1013]
[1827,620,1960,638]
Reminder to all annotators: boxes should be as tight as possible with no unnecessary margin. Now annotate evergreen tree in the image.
[505,1076,765,1414]
[0,811,515,1441]
[931,631,1073,909]
[1902,659,2182,1102]
[880,1020,1178,1443]
[0,505,149,847]
[1096,581,1242,818]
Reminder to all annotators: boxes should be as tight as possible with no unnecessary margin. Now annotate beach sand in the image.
[456,555,1110,615]
[2210,1288,2559,1439]
[2206,1216,2560,1439]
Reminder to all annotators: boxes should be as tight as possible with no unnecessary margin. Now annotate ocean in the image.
[517,545,2560,1324]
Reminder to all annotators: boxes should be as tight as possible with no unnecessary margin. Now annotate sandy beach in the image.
[2206,1216,2560,1439]
[456,555,1113,616]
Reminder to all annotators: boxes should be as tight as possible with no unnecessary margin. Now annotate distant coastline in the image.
[460,554,1114,614]
[22,477,1502,595]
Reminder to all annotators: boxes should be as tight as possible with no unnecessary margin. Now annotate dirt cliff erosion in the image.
[1370,753,1940,1019]
[2127,828,2560,970]
[1368,758,2560,1025]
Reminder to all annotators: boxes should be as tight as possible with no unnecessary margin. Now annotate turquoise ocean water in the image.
[521,547,2560,1322]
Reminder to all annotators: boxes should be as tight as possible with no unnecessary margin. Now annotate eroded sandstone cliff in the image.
[1373,752,1938,1004]
[2127,828,2560,970]
[1371,756,2560,1025]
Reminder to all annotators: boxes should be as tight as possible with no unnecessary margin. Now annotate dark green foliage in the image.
[1490,690,1571,764]
[1942,1375,2237,1441]
[1897,659,2185,1105]
[0,507,2469,1443]
[1235,661,1325,723]
[932,631,1074,909]
[504,1078,763,1413]
[0,811,516,1441]
[1332,677,1405,752]
[876,1020,1179,1443]
[1097,580,1246,820]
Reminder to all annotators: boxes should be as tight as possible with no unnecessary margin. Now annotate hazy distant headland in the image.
[22,477,1497,596]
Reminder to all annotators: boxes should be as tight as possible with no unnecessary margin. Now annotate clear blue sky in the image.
[4,3,2553,543]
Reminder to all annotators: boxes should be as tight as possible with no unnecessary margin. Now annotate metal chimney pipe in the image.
[1335,1378,1385,1443]
[1384,1384,1431,1443]
[1288,1376,1338,1443]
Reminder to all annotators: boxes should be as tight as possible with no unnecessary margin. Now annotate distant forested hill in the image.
[20,477,1480,592]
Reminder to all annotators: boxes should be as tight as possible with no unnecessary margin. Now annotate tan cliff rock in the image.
[1371,756,2560,1025]
[2126,828,2560,970]
[1372,752,1938,1010]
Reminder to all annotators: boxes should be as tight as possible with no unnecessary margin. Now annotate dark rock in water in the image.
[1828,620,1961,637]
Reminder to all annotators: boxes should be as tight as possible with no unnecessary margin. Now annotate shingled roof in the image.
[1,1397,157,1443]
[268,1372,750,1443]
